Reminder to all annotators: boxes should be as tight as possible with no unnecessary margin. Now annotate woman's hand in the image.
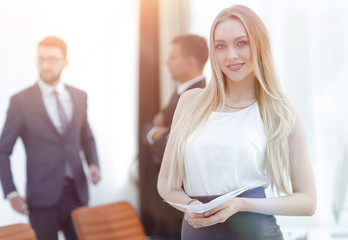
[188,198,241,228]
[184,200,205,228]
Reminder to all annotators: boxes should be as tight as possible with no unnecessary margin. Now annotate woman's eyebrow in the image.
[214,36,248,42]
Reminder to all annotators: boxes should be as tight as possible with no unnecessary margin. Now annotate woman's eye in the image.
[237,41,247,46]
[216,44,225,49]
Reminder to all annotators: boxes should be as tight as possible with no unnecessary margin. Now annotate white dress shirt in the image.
[176,75,205,95]
[38,79,73,134]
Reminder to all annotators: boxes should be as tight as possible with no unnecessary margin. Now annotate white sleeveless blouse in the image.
[183,102,269,196]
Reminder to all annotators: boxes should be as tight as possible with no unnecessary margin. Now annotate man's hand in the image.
[10,195,29,215]
[152,127,168,141]
[89,164,101,184]
[152,112,165,127]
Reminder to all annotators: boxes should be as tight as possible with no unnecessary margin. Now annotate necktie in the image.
[52,90,74,178]
[52,90,68,134]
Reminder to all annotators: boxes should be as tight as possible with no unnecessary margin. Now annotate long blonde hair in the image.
[168,5,295,195]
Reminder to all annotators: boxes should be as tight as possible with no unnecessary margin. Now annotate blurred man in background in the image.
[141,34,208,239]
[0,36,100,240]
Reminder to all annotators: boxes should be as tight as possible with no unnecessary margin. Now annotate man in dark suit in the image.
[0,36,100,240]
[141,34,208,239]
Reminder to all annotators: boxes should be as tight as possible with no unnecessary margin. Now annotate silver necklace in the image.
[225,100,257,109]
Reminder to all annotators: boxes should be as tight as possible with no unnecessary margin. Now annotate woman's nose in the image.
[227,47,238,60]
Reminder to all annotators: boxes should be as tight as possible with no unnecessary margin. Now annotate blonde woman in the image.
[157,4,316,240]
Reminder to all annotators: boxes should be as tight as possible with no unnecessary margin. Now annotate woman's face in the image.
[214,18,253,83]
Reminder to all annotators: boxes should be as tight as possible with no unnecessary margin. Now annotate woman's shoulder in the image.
[180,88,203,102]
[174,88,203,117]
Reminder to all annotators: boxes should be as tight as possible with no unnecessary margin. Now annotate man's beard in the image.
[39,70,62,85]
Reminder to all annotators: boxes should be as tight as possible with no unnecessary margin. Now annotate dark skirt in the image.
[181,187,283,240]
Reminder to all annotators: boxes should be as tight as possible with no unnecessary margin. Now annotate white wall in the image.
[0,0,139,228]
[190,0,348,236]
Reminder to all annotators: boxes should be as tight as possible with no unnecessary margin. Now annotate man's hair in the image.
[171,34,208,70]
[38,36,67,58]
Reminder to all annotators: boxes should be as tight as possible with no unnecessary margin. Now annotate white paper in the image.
[166,185,252,213]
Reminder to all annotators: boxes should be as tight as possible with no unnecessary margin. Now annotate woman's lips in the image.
[227,63,244,71]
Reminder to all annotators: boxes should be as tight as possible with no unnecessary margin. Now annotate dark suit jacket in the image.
[0,83,99,208]
[149,79,206,162]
